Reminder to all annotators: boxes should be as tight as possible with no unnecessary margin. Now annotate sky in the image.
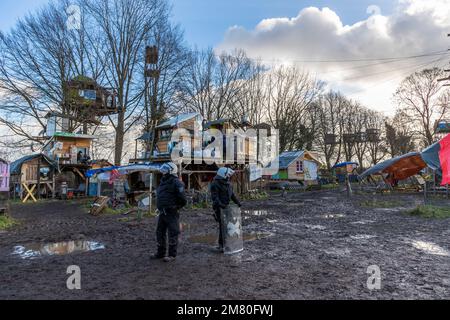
[1,0,449,116]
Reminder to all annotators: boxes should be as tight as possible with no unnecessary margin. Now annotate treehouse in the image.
[42,132,96,167]
[203,118,257,164]
[129,113,272,193]
[65,76,118,123]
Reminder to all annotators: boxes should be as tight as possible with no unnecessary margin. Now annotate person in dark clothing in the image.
[77,151,83,163]
[210,167,242,252]
[152,162,187,262]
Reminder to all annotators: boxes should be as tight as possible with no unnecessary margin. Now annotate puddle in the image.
[12,241,105,259]
[242,210,271,216]
[411,240,450,257]
[304,224,326,231]
[350,234,376,240]
[351,220,375,225]
[189,232,273,244]
[323,214,346,219]
[266,219,278,223]
[324,248,351,256]
[180,223,199,233]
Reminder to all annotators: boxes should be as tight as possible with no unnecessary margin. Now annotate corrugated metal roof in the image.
[156,113,200,129]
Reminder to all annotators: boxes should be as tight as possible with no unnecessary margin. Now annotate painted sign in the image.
[0,161,10,192]
[249,164,262,182]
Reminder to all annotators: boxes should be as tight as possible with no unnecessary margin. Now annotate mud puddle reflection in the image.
[12,240,105,259]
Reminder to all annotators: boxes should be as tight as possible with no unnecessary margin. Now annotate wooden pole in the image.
[148,172,153,216]
[424,180,427,204]
[52,167,56,199]
[37,158,41,200]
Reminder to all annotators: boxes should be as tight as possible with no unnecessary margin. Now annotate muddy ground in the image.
[0,189,449,300]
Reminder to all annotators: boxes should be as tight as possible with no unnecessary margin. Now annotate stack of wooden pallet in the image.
[89,196,110,216]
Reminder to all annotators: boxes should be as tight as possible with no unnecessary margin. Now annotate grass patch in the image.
[409,205,450,219]
[0,215,18,230]
[360,199,403,208]
[191,201,209,209]
[242,191,269,201]
[103,206,131,215]
[320,184,339,190]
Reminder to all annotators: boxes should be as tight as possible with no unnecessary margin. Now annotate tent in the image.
[359,134,450,186]
[333,162,359,183]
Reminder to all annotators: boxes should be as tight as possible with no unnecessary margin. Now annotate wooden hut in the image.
[269,151,322,185]
[10,154,56,201]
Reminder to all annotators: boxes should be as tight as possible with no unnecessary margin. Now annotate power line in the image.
[345,55,448,97]
[318,52,450,76]
[251,50,449,64]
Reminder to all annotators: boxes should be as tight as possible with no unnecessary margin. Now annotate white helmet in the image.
[217,167,235,179]
[160,162,178,176]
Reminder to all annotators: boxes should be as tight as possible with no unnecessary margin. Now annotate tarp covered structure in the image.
[332,162,358,169]
[86,163,164,178]
[359,134,450,186]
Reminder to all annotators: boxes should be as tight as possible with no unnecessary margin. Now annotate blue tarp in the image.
[332,162,359,169]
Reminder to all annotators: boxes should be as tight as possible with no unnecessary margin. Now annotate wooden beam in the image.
[73,167,86,181]
[22,183,37,203]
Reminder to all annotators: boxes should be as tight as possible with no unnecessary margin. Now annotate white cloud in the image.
[216,0,450,115]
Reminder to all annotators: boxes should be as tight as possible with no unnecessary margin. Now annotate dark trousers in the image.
[213,207,224,247]
[156,208,180,257]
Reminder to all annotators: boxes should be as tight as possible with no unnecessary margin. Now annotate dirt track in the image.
[0,190,449,300]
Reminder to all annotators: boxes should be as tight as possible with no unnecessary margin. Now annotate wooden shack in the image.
[204,118,257,164]
[129,113,274,194]
[10,154,55,201]
[41,132,97,197]
[269,150,322,185]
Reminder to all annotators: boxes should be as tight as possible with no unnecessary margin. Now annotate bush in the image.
[360,200,403,208]
[409,205,450,219]
[0,215,17,230]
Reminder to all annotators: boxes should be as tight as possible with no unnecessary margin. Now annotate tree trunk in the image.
[114,111,125,165]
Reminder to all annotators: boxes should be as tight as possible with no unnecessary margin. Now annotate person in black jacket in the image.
[152,162,187,262]
[210,167,242,252]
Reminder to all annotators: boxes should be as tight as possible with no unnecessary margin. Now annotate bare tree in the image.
[394,68,449,147]
[384,110,416,157]
[264,66,322,152]
[176,49,253,121]
[365,110,387,165]
[0,0,81,145]
[83,0,171,165]
[314,91,347,169]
